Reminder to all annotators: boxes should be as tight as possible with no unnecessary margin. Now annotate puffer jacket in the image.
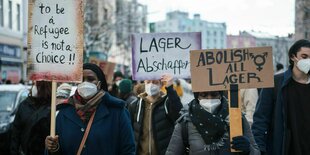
[128,86,183,155]
[166,99,260,155]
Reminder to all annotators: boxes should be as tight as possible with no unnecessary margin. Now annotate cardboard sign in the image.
[190,47,274,92]
[27,0,84,82]
[89,57,116,84]
[131,32,201,80]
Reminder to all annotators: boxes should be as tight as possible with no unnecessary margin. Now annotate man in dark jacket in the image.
[128,74,183,155]
[252,39,310,155]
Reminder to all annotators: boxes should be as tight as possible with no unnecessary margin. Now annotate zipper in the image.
[149,102,153,155]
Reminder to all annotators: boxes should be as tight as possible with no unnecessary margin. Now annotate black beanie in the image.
[83,63,108,91]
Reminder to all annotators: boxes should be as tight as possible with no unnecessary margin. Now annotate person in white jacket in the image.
[240,88,259,126]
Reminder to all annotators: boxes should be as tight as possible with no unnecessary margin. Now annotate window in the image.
[0,0,3,26]
[214,31,217,36]
[9,1,12,29]
[17,4,20,31]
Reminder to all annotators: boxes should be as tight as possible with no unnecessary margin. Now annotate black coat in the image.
[252,70,291,155]
[128,86,183,155]
[10,97,50,155]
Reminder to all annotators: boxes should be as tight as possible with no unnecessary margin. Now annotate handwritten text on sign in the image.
[131,32,201,80]
[190,47,274,92]
[27,0,83,82]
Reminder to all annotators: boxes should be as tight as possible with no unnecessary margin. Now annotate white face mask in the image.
[145,83,160,96]
[31,85,38,97]
[116,80,121,86]
[199,99,221,113]
[297,58,310,75]
[77,82,98,99]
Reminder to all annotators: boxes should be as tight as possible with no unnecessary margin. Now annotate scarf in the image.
[189,99,229,151]
[69,90,105,122]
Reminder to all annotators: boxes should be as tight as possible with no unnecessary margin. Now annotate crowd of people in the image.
[2,39,310,155]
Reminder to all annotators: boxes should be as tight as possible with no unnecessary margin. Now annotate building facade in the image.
[111,0,147,75]
[227,33,256,49]
[84,0,147,76]
[150,11,227,49]
[0,0,24,83]
[295,0,310,40]
[228,31,294,70]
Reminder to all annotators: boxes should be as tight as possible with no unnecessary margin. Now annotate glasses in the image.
[199,91,220,98]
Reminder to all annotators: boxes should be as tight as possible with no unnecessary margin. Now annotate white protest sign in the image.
[27,0,83,82]
[131,32,201,80]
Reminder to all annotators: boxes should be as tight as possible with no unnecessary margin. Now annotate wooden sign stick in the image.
[50,81,57,137]
[228,84,243,152]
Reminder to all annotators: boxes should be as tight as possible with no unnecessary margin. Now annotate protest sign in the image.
[89,57,116,84]
[27,0,83,82]
[131,32,201,80]
[190,47,274,92]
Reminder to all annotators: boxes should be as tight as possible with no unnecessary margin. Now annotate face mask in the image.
[116,80,121,86]
[199,99,221,113]
[145,83,160,96]
[297,58,310,75]
[31,85,38,97]
[77,82,98,99]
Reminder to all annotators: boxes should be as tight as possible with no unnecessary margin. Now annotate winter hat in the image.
[118,79,132,94]
[56,83,72,98]
[83,63,108,91]
[113,71,124,81]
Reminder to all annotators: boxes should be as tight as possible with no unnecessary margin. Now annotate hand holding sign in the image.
[161,73,174,87]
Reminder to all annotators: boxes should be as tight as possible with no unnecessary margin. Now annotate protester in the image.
[160,79,184,97]
[275,63,284,75]
[118,79,138,108]
[240,88,259,126]
[10,81,52,155]
[173,79,184,97]
[56,83,72,105]
[6,79,12,84]
[45,63,135,154]
[252,39,310,155]
[109,71,124,97]
[127,74,183,155]
[166,91,260,155]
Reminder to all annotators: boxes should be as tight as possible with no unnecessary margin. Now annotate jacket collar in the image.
[282,68,293,87]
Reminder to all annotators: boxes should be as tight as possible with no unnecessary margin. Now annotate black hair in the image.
[83,63,108,91]
[288,39,310,69]
[276,63,284,71]
[194,91,224,99]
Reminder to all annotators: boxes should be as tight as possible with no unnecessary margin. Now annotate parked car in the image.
[0,84,29,153]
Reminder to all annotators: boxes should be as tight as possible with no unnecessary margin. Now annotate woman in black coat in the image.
[10,81,52,155]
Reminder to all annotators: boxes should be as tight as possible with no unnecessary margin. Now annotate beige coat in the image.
[240,88,258,126]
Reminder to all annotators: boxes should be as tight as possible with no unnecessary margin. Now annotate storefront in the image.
[0,43,23,83]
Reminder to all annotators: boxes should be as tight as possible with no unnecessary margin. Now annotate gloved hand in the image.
[231,136,250,153]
